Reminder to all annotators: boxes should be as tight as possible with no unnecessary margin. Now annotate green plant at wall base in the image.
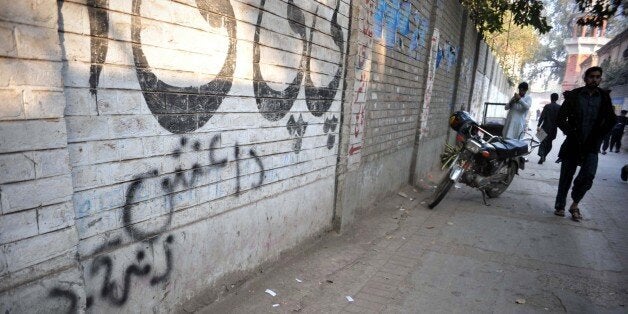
[440,143,462,170]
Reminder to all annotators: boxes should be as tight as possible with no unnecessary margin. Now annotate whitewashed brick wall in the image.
[0,1,82,312]
[1,0,511,312]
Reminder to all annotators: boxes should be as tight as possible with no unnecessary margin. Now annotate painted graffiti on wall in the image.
[131,0,237,134]
[87,0,109,98]
[85,0,345,154]
[347,0,375,169]
[434,40,458,72]
[253,0,345,153]
[49,135,267,310]
[49,0,342,310]
[253,0,305,123]
[372,0,428,58]
[409,10,429,59]
[419,28,439,139]
[48,287,79,314]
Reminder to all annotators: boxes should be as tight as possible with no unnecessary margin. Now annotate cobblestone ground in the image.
[198,134,628,313]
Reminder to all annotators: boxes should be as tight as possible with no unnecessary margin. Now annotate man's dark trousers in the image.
[538,135,555,158]
[555,153,598,210]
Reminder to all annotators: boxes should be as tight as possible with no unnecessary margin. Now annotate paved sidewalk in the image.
[198,138,628,313]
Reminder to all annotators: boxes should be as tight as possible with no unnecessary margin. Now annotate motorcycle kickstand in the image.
[481,189,490,206]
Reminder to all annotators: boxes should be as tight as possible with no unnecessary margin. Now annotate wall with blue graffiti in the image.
[0,0,511,312]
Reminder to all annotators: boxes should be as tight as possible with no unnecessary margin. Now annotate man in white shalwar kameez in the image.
[503,82,532,139]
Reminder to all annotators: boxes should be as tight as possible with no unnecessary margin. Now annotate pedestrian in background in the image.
[537,93,561,164]
[600,130,612,154]
[503,82,532,139]
[609,109,627,153]
[554,66,617,221]
[536,109,541,121]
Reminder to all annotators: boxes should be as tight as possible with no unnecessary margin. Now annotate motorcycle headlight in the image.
[465,139,482,154]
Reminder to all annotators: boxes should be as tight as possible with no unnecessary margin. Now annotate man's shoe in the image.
[615,150,620,153]
[602,151,607,155]
[621,165,628,182]
[554,209,565,217]
[538,156,545,164]
[569,207,582,222]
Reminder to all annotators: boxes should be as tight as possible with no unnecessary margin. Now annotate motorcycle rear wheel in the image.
[485,162,517,198]
[428,169,455,209]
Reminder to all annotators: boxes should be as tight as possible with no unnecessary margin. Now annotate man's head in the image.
[583,66,603,89]
[518,82,529,95]
[551,93,558,102]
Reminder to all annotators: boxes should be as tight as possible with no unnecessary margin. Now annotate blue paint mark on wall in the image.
[409,10,428,58]
[397,1,411,36]
[384,0,399,47]
[435,45,443,69]
[373,0,386,38]
[373,0,433,60]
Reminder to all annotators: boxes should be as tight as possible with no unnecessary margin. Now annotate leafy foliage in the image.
[461,0,551,36]
[440,143,461,170]
[461,0,625,36]
[575,0,622,26]
[600,59,628,88]
[523,0,577,87]
[459,0,626,87]
[485,12,541,82]
[523,0,626,87]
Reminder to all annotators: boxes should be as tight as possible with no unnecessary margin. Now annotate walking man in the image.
[554,66,617,221]
[537,93,561,164]
[536,109,541,121]
[601,110,626,154]
[609,110,627,153]
[503,82,532,139]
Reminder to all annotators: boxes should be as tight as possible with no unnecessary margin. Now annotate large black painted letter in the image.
[253,0,307,121]
[131,0,236,133]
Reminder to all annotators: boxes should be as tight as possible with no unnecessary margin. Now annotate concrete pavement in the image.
[196,134,628,313]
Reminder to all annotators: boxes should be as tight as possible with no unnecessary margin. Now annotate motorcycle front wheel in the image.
[485,162,517,198]
[427,168,455,209]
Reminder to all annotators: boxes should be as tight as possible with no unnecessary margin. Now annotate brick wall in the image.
[0,0,512,312]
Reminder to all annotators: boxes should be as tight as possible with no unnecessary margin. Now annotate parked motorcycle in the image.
[427,111,529,209]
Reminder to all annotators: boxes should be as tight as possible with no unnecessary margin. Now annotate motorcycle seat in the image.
[491,139,528,158]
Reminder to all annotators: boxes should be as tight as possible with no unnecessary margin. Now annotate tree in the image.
[460,0,625,37]
[485,12,541,82]
[460,0,551,36]
[523,0,626,87]
[600,59,628,88]
[459,0,626,86]
[523,0,577,87]
[575,0,623,26]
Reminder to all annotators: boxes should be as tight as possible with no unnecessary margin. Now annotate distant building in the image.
[562,16,610,91]
[580,27,628,111]
[595,27,628,65]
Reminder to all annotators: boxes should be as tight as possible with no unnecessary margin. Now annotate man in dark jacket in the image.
[554,67,617,221]
[609,109,627,153]
[537,93,561,164]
